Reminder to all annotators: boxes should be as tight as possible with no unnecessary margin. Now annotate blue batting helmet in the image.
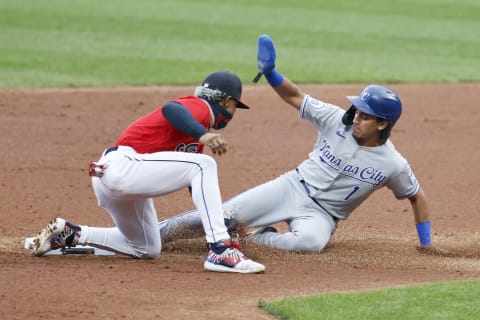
[347,85,402,123]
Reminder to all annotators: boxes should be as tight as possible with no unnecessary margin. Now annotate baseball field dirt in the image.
[1,83,479,319]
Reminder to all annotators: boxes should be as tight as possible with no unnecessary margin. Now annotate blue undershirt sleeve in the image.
[162,101,208,139]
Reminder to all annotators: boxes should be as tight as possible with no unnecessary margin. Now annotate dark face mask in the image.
[211,102,233,130]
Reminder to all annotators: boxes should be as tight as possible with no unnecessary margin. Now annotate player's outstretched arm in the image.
[254,34,304,110]
[271,77,305,111]
[408,188,432,247]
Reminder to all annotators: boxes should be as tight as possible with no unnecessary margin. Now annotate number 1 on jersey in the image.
[344,186,360,200]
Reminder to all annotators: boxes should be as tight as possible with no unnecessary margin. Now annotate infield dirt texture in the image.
[1,83,479,319]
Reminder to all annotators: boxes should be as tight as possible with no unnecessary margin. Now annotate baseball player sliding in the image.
[159,34,433,252]
[31,71,265,274]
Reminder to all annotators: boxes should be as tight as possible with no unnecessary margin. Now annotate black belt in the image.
[295,168,339,223]
[104,146,118,156]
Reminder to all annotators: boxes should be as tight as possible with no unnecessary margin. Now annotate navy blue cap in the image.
[202,71,250,109]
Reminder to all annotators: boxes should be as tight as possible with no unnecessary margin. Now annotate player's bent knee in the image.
[197,154,217,171]
[133,244,161,259]
[292,232,329,252]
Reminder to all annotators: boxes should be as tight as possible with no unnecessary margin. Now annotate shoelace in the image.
[230,240,250,259]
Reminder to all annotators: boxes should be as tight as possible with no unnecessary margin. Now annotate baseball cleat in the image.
[32,217,82,256]
[204,239,265,274]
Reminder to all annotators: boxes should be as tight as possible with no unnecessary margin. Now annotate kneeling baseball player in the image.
[31,71,265,274]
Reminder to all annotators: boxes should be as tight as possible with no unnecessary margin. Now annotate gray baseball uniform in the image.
[159,94,419,252]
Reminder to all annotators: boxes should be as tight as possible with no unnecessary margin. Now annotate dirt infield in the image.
[1,83,479,320]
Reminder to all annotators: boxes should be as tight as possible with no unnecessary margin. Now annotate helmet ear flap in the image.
[342,105,356,125]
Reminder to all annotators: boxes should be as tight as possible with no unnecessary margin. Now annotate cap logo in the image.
[361,90,370,101]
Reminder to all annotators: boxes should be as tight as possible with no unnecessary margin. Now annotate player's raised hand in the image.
[200,132,228,156]
[253,34,284,87]
[253,34,278,83]
[257,34,277,74]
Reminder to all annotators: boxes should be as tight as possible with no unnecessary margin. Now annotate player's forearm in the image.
[271,77,304,110]
[255,35,304,110]
[410,188,430,223]
[409,188,432,246]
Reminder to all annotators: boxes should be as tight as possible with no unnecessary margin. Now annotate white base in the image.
[24,237,115,256]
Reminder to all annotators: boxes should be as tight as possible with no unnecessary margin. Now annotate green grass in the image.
[1,0,479,87]
[259,279,480,320]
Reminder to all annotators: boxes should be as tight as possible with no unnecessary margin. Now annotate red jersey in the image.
[114,96,213,154]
